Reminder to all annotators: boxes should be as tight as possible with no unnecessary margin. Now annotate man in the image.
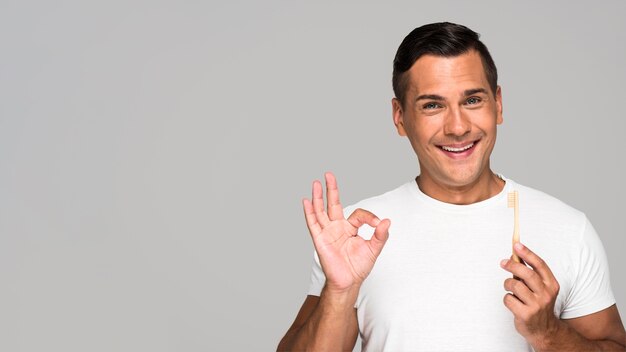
[277,22,626,351]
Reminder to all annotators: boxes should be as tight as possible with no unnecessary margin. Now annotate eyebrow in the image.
[415,94,445,102]
[463,88,489,96]
[414,88,489,103]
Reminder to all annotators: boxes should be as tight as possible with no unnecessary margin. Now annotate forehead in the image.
[405,50,490,97]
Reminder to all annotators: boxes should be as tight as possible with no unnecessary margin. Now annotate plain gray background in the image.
[1,0,624,351]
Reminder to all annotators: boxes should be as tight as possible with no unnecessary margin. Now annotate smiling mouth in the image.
[437,139,480,154]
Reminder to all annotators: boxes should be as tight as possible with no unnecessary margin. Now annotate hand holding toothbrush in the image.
[500,243,561,350]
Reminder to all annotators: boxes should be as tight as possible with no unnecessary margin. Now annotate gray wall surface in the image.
[1,0,624,351]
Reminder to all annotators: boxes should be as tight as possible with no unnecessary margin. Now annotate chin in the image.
[440,167,485,187]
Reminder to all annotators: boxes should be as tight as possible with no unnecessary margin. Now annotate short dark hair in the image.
[392,22,498,107]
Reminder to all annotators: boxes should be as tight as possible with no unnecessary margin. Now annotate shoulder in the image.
[509,179,589,243]
[513,180,586,221]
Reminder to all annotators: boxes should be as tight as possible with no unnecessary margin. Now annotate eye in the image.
[465,96,482,105]
[423,102,442,110]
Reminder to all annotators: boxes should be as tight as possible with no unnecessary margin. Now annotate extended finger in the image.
[325,172,343,221]
[346,208,381,229]
[311,180,330,227]
[302,198,322,236]
[503,277,533,305]
[514,243,556,282]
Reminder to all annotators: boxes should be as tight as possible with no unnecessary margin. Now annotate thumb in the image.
[368,219,391,257]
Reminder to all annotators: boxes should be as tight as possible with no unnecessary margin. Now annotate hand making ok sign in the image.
[303,172,391,294]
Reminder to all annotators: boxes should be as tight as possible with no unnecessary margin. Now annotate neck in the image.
[416,168,505,205]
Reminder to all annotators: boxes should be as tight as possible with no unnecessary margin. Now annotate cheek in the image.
[410,118,440,139]
[409,129,435,150]
[404,124,434,153]
[404,113,448,146]
[470,112,499,133]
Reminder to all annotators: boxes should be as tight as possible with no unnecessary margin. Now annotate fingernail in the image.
[514,243,524,251]
[500,259,509,267]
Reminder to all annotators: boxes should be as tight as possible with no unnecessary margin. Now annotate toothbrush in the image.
[507,191,521,263]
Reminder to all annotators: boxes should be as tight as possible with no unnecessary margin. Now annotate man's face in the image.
[392,50,503,189]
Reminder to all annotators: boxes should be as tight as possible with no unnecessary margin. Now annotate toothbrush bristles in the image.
[507,191,518,207]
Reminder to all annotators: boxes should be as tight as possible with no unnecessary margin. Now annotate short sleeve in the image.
[307,250,326,296]
[560,217,616,319]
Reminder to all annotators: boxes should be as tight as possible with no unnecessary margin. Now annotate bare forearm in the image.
[533,320,626,352]
[278,287,359,352]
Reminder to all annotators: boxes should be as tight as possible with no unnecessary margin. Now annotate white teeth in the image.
[441,143,474,152]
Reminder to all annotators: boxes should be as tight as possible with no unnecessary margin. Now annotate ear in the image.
[495,85,503,125]
[392,98,407,136]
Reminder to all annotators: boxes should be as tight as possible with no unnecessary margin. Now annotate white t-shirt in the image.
[307,177,615,351]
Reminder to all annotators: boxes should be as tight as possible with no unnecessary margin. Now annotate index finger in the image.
[302,198,322,236]
[346,208,381,229]
[325,172,343,221]
[514,243,555,281]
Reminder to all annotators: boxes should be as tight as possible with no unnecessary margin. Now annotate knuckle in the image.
[516,309,529,321]
[553,281,560,294]
[509,279,523,291]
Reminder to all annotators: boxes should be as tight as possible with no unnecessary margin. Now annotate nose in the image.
[443,106,471,137]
